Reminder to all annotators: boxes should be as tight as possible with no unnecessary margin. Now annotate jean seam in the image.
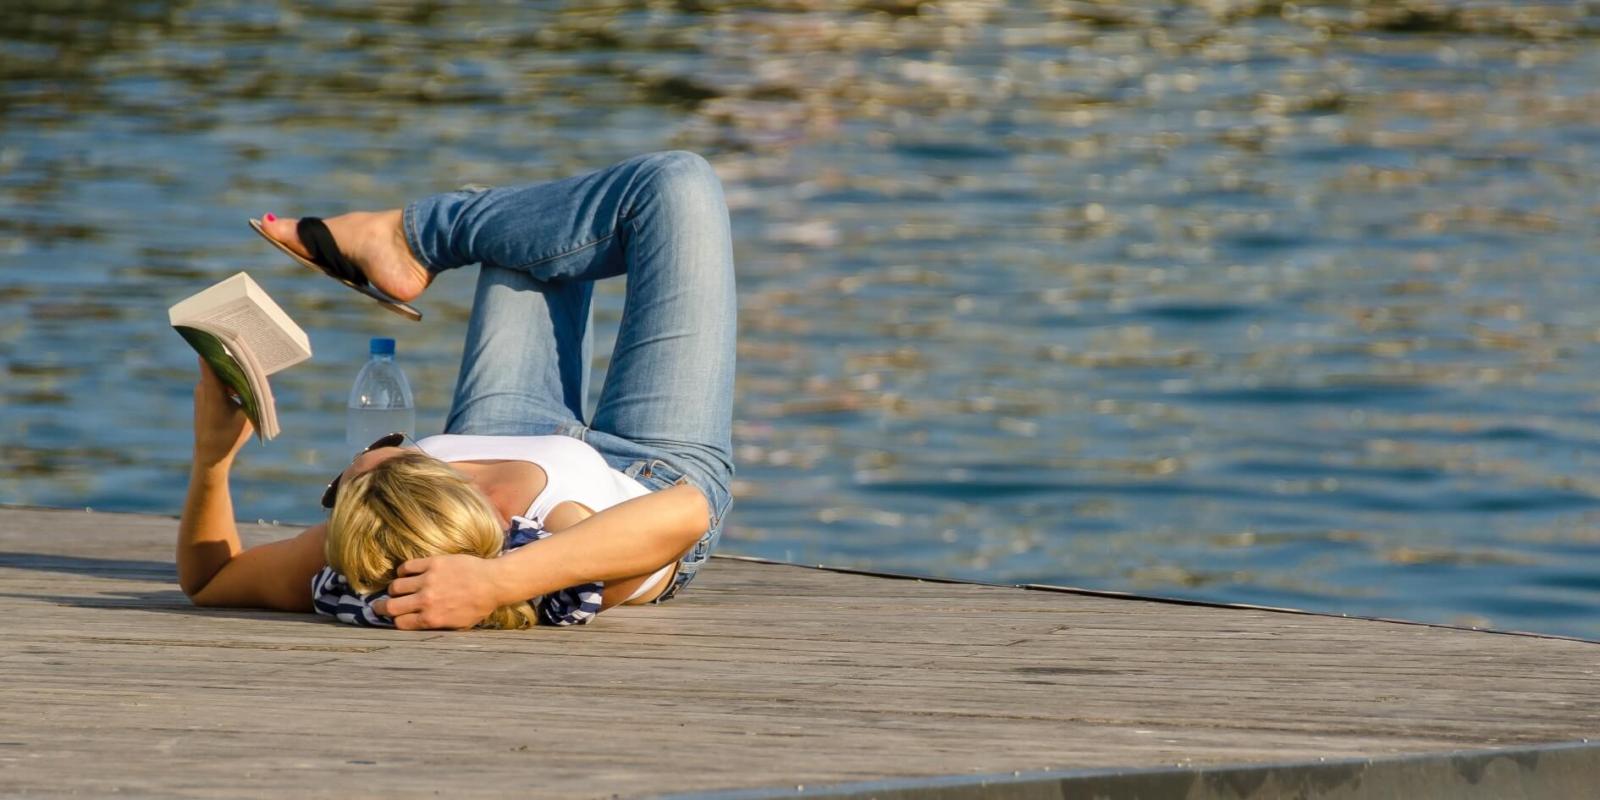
[505,230,619,274]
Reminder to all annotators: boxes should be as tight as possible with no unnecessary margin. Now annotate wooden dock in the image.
[1,507,1596,798]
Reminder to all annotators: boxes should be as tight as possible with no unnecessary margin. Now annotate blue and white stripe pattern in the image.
[501,517,603,626]
[310,567,394,627]
[310,515,602,628]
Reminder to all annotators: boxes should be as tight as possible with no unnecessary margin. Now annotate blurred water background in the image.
[4,0,1600,637]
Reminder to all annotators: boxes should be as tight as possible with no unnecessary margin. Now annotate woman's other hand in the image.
[193,356,253,468]
[376,554,508,630]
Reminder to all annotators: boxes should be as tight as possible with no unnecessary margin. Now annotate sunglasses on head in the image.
[321,432,409,510]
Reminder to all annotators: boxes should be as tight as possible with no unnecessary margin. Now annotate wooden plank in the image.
[0,507,1596,799]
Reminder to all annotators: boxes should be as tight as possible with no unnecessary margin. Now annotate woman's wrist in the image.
[489,543,576,606]
[485,554,525,607]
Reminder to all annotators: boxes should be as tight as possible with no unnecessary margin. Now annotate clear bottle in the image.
[346,337,415,449]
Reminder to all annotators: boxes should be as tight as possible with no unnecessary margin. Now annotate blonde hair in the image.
[326,450,538,630]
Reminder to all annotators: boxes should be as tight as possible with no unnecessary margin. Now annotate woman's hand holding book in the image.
[193,357,254,469]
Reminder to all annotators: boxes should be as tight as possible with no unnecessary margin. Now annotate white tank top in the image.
[417,434,649,525]
[415,434,670,601]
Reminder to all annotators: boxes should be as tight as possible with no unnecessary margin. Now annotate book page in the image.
[168,273,247,326]
[170,273,300,441]
[169,272,311,376]
[184,297,308,375]
[222,327,279,440]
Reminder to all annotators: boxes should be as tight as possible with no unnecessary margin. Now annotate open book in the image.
[169,272,311,441]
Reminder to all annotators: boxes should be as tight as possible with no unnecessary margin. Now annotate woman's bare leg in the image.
[257,210,432,302]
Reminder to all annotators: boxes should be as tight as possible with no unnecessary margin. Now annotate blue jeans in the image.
[401,151,737,602]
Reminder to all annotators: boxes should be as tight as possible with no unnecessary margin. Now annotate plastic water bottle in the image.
[346,337,415,449]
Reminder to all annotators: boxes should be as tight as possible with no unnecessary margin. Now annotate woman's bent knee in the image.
[639,150,722,203]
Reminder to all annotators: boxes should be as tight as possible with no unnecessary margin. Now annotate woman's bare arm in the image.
[177,359,324,611]
[542,500,677,609]
[185,522,326,612]
[177,459,243,597]
[376,483,709,629]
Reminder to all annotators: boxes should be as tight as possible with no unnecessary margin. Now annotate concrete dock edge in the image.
[678,741,1600,799]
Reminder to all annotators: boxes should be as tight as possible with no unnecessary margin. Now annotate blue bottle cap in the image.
[370,337,396,356]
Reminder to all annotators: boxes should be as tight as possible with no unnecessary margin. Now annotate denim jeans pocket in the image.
[625,457,684,492]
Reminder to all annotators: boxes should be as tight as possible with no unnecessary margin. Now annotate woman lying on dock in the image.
[177,151,736,630]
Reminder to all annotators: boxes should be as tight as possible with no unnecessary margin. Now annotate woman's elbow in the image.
[182,578,219,606]
[671,483,712,546]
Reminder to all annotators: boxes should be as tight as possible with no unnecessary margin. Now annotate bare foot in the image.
[260,210,432,303]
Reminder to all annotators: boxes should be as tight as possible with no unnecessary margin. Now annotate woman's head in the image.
[325,450,537,629]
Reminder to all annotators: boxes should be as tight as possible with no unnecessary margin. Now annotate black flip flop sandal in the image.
[249,217,423,321]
